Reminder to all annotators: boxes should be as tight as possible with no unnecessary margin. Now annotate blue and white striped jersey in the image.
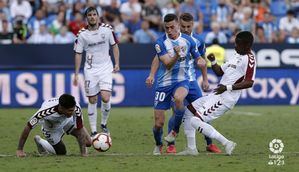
[154,33,200,88]
[187,32,206,81]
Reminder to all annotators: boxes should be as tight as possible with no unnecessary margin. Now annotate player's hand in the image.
[173,46,181,55]
[197,58,206,69]
[207,53,216,62]
[113,64,120,73]
[145,75,155,88]
[73,74,79,86]
[214,84,226,95]
[16,150,26,157]
[201,80,210,92]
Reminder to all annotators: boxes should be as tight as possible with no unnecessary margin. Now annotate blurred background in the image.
[0,0,298,107]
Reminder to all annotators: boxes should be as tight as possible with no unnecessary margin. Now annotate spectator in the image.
[179,0,202,23]
[279,9,299,42]
[27,9,47,34]
[54,25,75,44]
[255,25,266,43]
[0,19,13,44]
[259,12,278,43]
[205,38,225,67]
[120,0,142,22]
[236,7,255,32]
[161,1,176,18]
[141,0,162,31]
[286,28,299,43]
[0,0,11,21]
[211,0,231,29]
[125,12,142,34]
[252,0,269,24]
[102,0,121,23]
[10,0,32,22]
[118,27,134,43]
[133,20,157,43]
[68,12,85,35]
[49,11,66,35]
[99,0,121,8]
[205,22,228,44]
[27,23,54,44]
[13,18,28,44]
[66,1,85,22]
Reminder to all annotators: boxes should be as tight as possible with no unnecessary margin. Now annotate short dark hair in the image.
[59,94,76,109]
[236,31,254,47]
[164,13,178,23]
[84,6,99,17]
[179,13,194,22]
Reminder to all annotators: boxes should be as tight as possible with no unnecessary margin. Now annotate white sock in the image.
[191,117,229,146]
[39,138,56,154]
[88,103,98,133]
[101,100,111,126]
[184,115,196,150]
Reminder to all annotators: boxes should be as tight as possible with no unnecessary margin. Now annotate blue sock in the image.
[167,115,175,146]
[153,127,163,146]
[173,108,185,133]
[204,135,212,145]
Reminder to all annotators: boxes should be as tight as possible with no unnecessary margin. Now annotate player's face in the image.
[86,10,99,26]
[164,20,180,39]
[180,19,193,35]
[59,105,75,118]
[235,38,248,55]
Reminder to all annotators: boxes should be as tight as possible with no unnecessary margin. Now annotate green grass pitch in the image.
[0,106,298,172]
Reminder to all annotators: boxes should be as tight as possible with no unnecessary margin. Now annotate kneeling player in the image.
[16,94,92,157]
[185,31,256,155]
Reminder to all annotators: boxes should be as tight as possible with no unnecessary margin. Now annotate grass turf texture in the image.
[0,106,298,172]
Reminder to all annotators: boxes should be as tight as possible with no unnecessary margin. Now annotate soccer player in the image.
[187,31,256,155]
[16,94,92,157]
[151,13,206,155]
[73,7,120,136]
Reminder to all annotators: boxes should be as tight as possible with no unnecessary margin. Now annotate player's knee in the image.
[86,137,92,147]
[88,96,98,104]
[101,96,110,103]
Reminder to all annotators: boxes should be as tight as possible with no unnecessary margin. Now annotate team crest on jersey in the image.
[155,44,161,53]
[101,34,105,39]
[29,117,38,126]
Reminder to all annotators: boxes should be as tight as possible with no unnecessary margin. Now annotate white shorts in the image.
[185,94,231,123]
[41,118,75,145]
[84,72,112,96]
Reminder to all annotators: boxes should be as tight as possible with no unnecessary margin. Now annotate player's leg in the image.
[34,135,56,155]
[153,109,165,155]
[36,128,66,155]
[88,95,98,136]
[52,141,67,155]
[100,90,111,133]
[99,74,113,133]
[165,82,189,142]
[166,108,176,154]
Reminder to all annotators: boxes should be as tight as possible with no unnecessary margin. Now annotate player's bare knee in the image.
[88,96,98,104]
[101,96,110,103]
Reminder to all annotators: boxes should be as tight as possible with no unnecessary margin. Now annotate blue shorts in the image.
[185,80,202,103]
[154,80,189,110]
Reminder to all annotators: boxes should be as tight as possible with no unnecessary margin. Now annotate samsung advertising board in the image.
[0,69,298,107]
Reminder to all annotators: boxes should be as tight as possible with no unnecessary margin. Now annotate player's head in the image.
[179,13,194,35]
[58,94,76,118]
[85,6,99,27]
[234,31,254,55]
[163,13,180,39]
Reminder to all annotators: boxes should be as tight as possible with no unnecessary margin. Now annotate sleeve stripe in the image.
[112,31,119,44]
[245,53,255,81]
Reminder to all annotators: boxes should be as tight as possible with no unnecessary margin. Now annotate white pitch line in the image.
[230,111,262,116]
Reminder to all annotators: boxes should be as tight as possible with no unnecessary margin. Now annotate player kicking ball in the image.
[182,31,256,155]
[16,94,92,157]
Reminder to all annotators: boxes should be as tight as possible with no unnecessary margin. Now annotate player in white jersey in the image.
[185,31,256,155]
[16,94,92,157]
[73,7,120,136]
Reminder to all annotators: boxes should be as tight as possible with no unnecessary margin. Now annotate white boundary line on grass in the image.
[230,111,262,116]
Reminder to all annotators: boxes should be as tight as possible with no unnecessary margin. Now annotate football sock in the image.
[173,108,185,133]
[167,115,175,146]
[88,102,98,133]
[183,115,196,149]
[153,127,163,146]
[191,117,229,146]
[101,100,111,126]
[204,135,213,145]
[39,138,56,154]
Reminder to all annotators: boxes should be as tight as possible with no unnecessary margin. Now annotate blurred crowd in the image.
[0,0,298,45]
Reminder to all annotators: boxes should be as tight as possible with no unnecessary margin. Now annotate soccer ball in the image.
[92,133,112,152]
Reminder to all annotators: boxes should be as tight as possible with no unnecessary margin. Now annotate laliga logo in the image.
[269,139,284,154]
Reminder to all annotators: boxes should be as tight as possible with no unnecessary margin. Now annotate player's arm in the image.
[196,57,209,91]
[112,43,120,72]
[16,125,32,157]
[73,34,84,86]
[159,46,181,70]
[206,53,224,76]
[146,55,159,87]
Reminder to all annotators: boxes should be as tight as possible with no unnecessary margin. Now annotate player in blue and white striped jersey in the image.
[151,14,207,155]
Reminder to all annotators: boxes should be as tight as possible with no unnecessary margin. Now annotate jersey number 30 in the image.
[155,92,166,102]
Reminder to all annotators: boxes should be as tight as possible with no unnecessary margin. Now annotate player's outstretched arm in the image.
[146,55,159,87]
[207,53,224,76]
[73,53,83,86]
[112,44,120,72]
[71,127,91,157]
[214,80,254,95]
[16,125,32,157]
[159,47,180,70]
[196,57,209,91]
